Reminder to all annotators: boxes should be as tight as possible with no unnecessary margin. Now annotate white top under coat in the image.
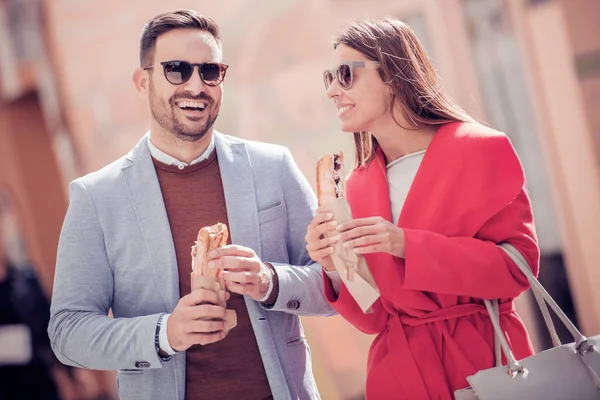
[387,150,426,225]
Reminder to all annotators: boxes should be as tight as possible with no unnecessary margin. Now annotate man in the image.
[48,9,332,400]
[0,210,62,400]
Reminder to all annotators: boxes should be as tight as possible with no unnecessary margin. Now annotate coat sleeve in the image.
[401,186,539,299]
[399,127,540,300]
[323,272,390,334]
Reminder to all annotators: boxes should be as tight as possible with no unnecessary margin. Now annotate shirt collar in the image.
[147,134,215,168]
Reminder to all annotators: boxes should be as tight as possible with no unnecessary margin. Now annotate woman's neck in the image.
[371,121,437,164]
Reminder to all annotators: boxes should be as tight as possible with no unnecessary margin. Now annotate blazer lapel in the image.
[215,134,293,398]
[121,135,179,311]
[214,133,262,257]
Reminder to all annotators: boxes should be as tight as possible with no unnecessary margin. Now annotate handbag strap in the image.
[500,243,562,347]
[492,299,502,367]
[484,298,523,374]
[498,243,586,345]
[487,243,590,374]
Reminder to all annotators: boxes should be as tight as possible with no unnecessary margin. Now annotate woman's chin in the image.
[340,122,366,133]
[341,120,364,133]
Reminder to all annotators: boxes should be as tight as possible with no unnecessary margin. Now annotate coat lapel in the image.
[214,133,262,257]
[346,129,447,310]
[396,134,438,231]
[121,135,179,311]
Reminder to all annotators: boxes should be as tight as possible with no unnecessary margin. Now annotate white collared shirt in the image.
[147,134,216,169]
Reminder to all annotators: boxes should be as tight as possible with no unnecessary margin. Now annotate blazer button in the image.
[286,300,300,310]
[135,361,151,369]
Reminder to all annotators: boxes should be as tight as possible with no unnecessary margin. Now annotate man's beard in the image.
[149,83,219,142]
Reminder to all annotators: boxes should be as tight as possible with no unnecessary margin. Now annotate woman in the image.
[306,17,538,399]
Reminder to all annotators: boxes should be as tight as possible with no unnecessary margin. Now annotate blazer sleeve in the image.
[48,180,165,370]
[261,148,336,317]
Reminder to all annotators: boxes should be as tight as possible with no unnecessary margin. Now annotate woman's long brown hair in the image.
[333,17,475,167]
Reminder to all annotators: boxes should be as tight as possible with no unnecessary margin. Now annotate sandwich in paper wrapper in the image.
[316,152,380,313]
[190,223,237,331]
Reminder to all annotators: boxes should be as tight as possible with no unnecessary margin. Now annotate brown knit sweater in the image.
[153,152,273,400]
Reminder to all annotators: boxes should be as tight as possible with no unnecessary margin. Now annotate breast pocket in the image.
[258,202,284,224]
[258,202,288,261]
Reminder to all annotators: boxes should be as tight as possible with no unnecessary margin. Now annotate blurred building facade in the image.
[0,0,599,399]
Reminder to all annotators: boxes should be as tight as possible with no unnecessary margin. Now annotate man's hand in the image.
[167,289,229,351]
[209,245,273,301]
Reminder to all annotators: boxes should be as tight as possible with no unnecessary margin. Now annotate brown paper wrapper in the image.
[326,197,380,313]
[191,273,237,332]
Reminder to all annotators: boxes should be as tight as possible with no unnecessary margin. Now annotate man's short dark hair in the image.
[140,9,221,67]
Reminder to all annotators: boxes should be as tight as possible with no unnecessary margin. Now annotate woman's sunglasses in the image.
[144,61,228,86]
[323,61,379,90]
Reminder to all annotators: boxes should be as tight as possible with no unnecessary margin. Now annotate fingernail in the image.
[343,242,350,248]
[208,261,215,269]
[330,221,338,227]
[336,224,343,231]
[326,213,334,219]
[209,250,217,258]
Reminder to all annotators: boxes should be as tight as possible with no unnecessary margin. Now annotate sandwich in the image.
[191,222,229,278]
[316,152,345,206]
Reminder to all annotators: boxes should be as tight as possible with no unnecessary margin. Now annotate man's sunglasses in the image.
[323,61,379,90]
[144,61,228,86]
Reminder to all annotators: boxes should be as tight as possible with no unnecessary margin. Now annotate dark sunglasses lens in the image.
[200,63,223,85]
[338,64,352,89]
[164,62,193,84]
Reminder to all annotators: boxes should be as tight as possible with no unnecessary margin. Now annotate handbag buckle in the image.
[577,339,594,356]
[507,363,525,378]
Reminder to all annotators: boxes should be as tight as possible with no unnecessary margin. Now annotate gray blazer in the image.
[48,133,334,400]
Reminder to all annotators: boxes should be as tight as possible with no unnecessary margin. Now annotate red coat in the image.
[323,122,538,399]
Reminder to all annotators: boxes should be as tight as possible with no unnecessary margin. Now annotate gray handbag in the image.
[454,243,600,399]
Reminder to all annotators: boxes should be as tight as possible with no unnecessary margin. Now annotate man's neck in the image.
[149,128,214,164]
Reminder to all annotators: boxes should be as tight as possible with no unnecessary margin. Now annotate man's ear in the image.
[133,68,149,97]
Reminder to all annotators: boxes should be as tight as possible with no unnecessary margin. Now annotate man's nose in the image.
[182,67,206,95]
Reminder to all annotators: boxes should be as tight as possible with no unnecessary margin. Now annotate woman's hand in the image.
[305,207,340,271]
[338,216,406,258]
